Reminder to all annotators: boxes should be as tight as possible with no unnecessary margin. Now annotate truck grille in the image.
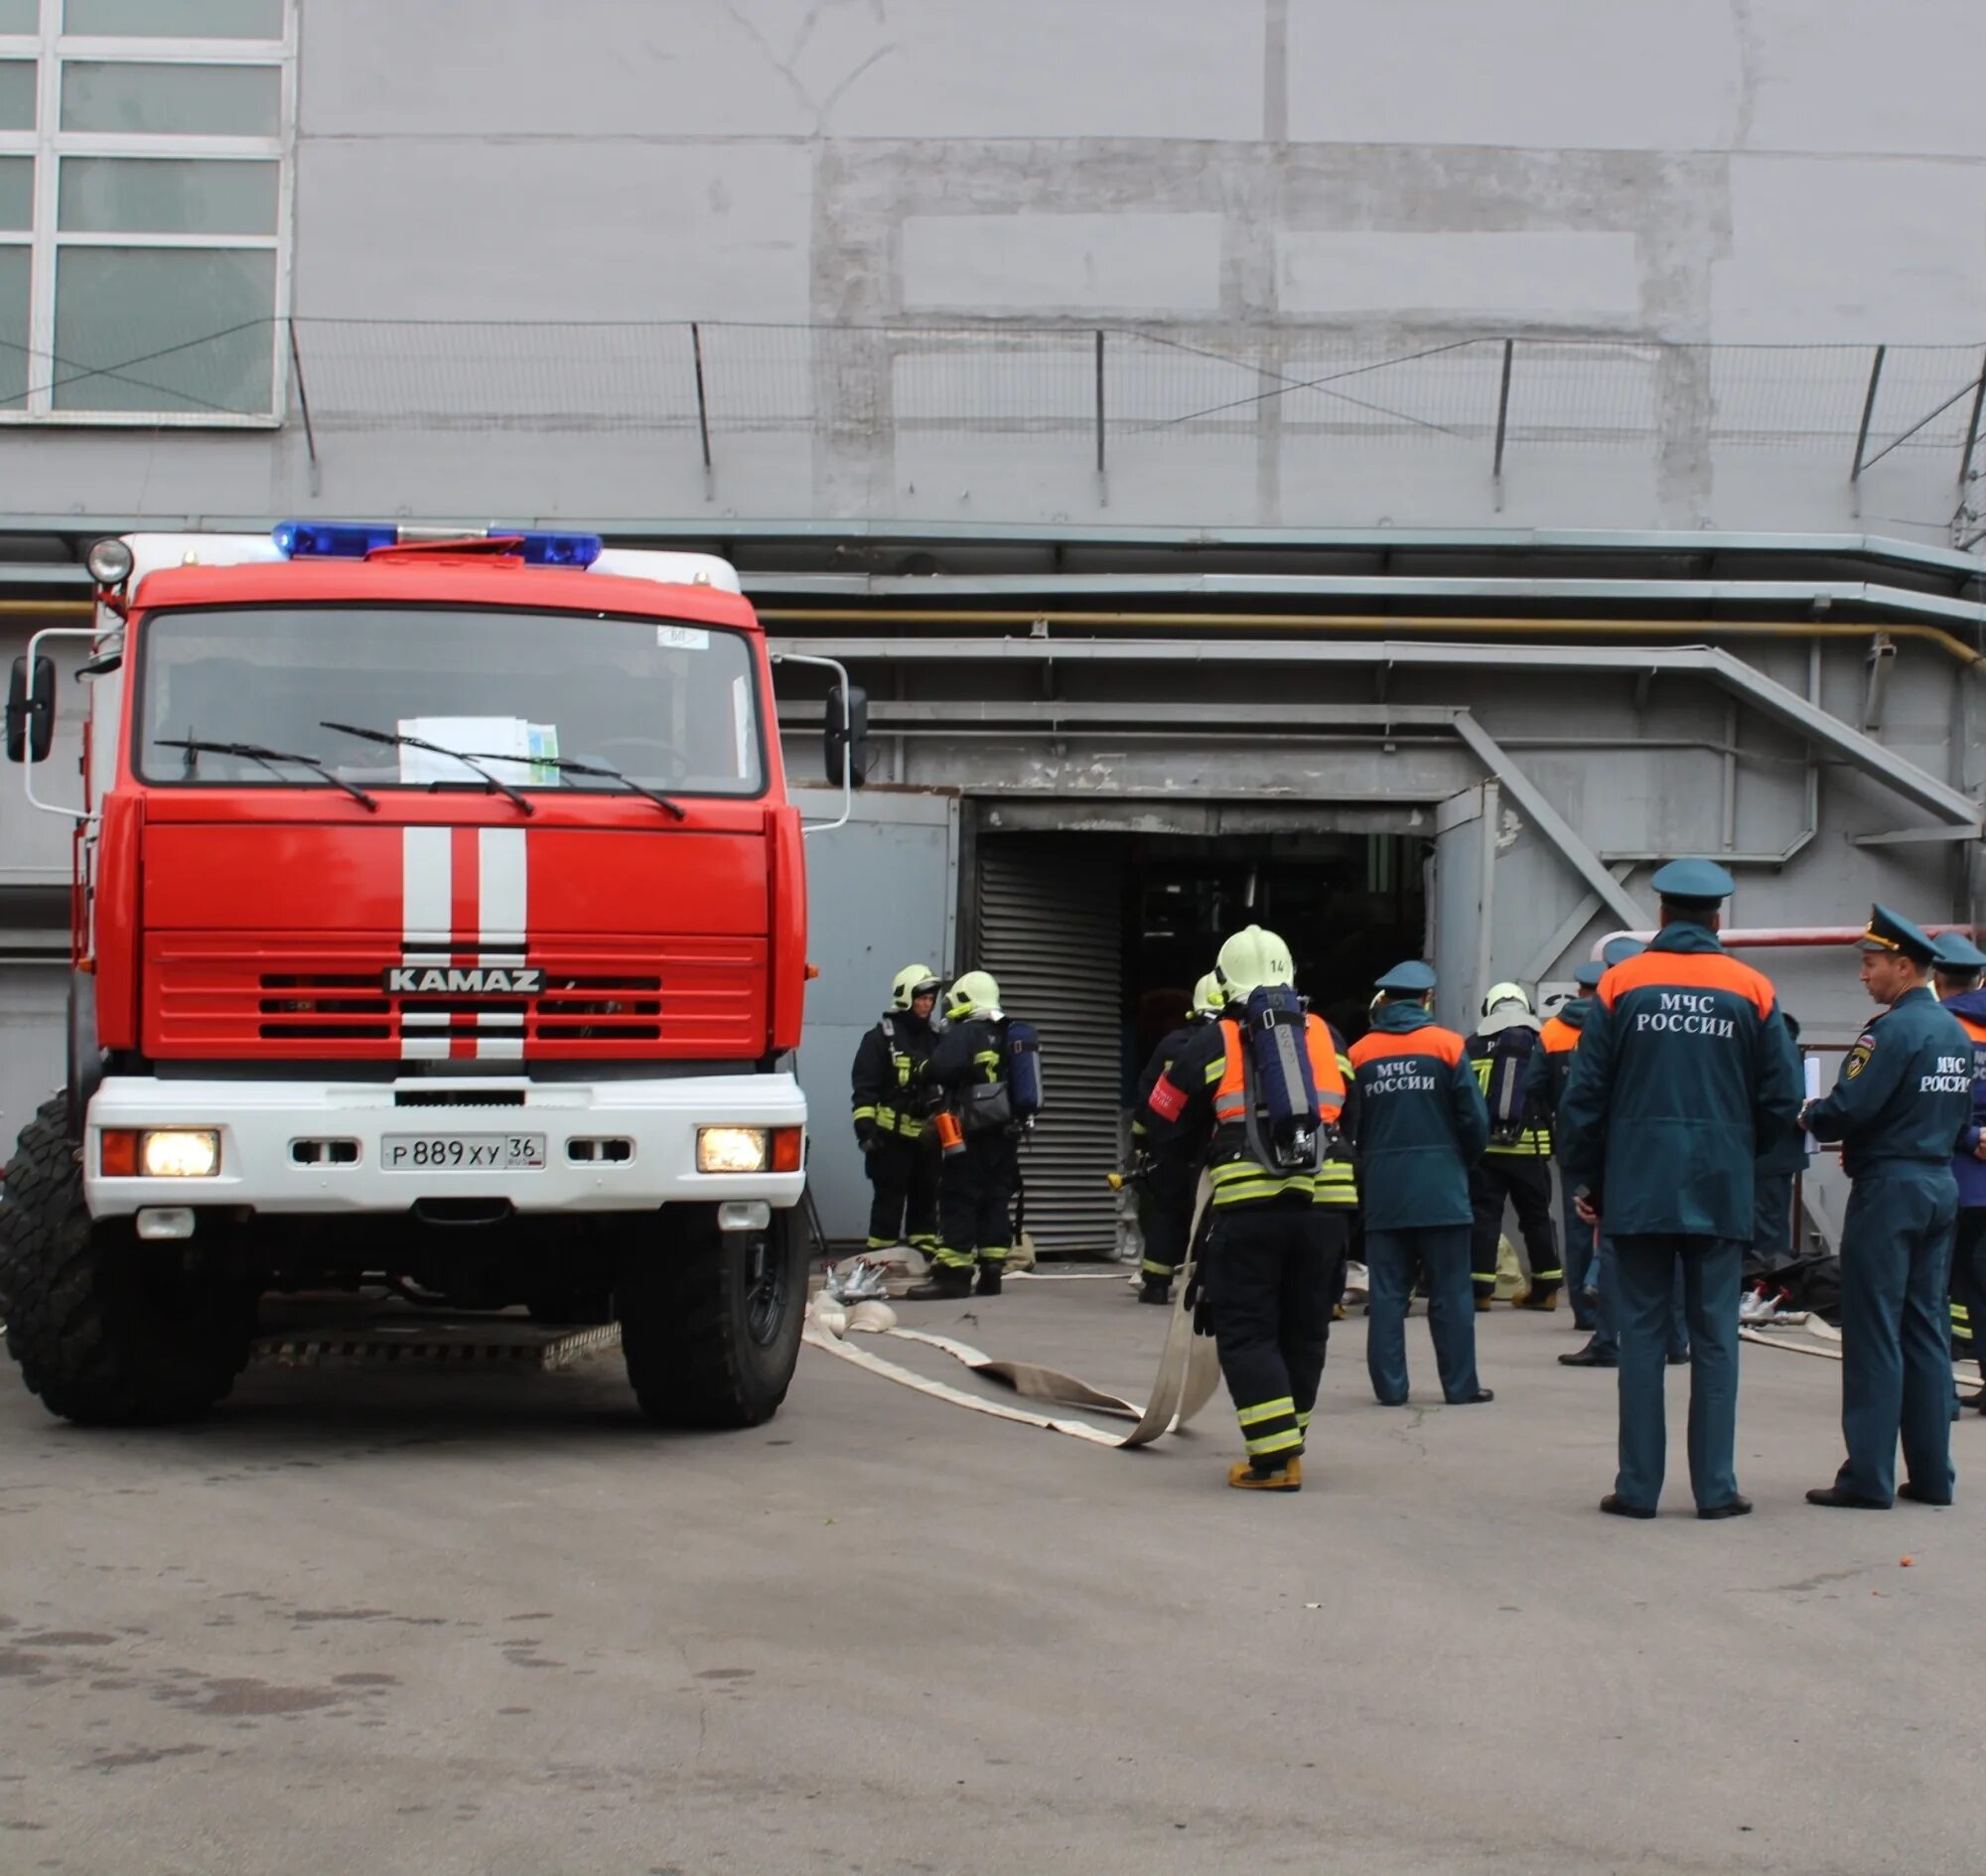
[145,937,765,1060]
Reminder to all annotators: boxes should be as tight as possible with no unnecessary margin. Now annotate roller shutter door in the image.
[974,835,1122,1256]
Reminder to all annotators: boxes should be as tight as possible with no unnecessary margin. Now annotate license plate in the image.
[380,1133,546,1172]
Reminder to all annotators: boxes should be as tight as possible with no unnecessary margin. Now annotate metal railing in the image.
[8,318,1986,548]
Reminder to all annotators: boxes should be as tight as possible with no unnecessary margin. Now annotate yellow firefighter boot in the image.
[1228,1455,1302,1492]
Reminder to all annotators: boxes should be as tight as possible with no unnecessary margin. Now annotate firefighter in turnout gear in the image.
[1801,907,1973,1508]
[1466,982,1561,1310]
[1931,930,1986,1408]
[908,970,1024,1302]
[849,964,942,1259]
[1529,958,1605,1330]
[1143,927,1346,1493]
[1128,971,1225,1305]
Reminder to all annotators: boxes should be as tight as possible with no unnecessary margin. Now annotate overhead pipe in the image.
[758,608,1986,670]
[1593,924,1978,957]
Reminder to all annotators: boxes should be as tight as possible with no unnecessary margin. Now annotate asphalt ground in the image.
[0,1273,1979,1876]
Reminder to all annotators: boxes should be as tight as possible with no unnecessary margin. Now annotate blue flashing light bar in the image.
[271,522,605,568]
[490,527,606,567]
[272,520,398,558]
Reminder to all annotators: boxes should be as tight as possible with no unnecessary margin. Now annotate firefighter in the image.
[1142,927,1345,1492]
[1348,960,1493,1408]
[1801,907,1973,1507]
[849,964,942,1261]
[1528,957,1605,1332]
[1128,971,1224,1305]
[908,970,1021,1302]
[1466,982,1561,1311]
[1930,931,1986,1410]
[1558,859,1803,1519]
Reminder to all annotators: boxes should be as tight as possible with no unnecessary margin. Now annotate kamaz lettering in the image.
[384,965,545,995]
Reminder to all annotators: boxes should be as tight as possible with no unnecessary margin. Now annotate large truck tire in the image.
[0,1095,255,1426]
[618,1207,805,1429]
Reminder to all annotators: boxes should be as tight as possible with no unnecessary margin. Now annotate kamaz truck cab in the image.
[0,523,852,1430]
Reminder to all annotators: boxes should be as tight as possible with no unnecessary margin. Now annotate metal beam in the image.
[1851,825,1984,847]
[1519,863,1637,982]
[769,635,1982,831]
[1451,716,1646,930]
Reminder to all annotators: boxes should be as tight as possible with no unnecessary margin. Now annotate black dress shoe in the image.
[1697,1496,1753,1519]
[1898,1482,1953,1507]
[1446,1388,1493,1404]
[1805,1486,1890,1510]
[1666,1351,1690,1366]
[1600,1493,1656,1519]
[1559,1347,1618,1368]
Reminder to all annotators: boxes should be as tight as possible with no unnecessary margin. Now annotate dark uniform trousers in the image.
[935,1131,1018,1270]
[1469,1154,1560,1301]
[1588,1232,1691,1364]
[1364,1225,1481,1405]
[865,1132,938,1251]
[1559,1165,1598,1328]
[1138,1154,1200,1278]
[1836,1170,1957,1504]
[1612,1234,1741,1511]
[1204,1201,1345,1462]
[1951,1207,1985,1385]
[1750,1173,1796,1280]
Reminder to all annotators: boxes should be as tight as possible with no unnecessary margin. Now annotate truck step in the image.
[252,1308,620,1371]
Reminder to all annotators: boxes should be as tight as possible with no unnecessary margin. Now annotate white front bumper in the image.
[82,1072,807,1218]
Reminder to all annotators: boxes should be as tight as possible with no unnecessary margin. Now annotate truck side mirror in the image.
[824,683,871,789]
[6,653,55,764]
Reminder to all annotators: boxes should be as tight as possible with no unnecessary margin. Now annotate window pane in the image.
[54,246,274,413]
[62,62,278,135]
[61,157,276,233]
[0,59,34,128]
[0,156,30,229]
[0,245,27,408]
[0,2,37,33]
[65,0,281,36]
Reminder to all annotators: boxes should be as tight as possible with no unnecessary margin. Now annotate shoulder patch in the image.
[1843,1033,1877,1080]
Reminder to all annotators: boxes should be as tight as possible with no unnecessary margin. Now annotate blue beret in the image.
[1374,960,1437,994]
[1932,930,1986,971]
[1859,904,1938,966]
[1650,858,1736,905]
[1574,959,1605,989]
[1601,937,1646,968]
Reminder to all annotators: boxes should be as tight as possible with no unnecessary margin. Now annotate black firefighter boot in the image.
[975,1258,1004,1297]
[906,1261,974,1301]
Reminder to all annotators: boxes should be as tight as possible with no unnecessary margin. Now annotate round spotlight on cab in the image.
[85,537,134,587]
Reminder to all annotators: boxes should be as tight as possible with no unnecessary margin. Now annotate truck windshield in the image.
[134,606,765,799]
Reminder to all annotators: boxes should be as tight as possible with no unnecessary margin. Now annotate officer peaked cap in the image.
[1859,904,1938,966]
[1574,959,1606,989]
[1601,936,1646,968]
[1374,960,1437,994]
[1650,858,1736,908]
[1931,930,1986,971]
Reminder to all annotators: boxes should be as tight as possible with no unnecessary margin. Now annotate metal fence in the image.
[12,317,1986,546]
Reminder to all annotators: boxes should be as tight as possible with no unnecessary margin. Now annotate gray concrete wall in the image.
[3,0,1983,540]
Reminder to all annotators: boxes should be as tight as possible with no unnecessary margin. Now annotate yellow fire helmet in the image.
[1192,970,1225,1018]
[1214,926,1295,1002]
[891,963,941,1011]
[944,969,1002,1022]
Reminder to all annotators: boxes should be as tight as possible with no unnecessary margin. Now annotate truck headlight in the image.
[140,1130,221,1178]
[697,1126,769,1174]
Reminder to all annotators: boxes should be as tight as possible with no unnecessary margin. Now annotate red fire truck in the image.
[0,523,858,1430]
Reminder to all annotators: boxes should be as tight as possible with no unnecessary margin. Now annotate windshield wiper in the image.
[458,750,687,821]
[157,737,379,812]
[319,720,535,817]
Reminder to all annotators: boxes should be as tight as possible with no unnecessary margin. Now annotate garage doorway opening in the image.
[970,826,1428,1257]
